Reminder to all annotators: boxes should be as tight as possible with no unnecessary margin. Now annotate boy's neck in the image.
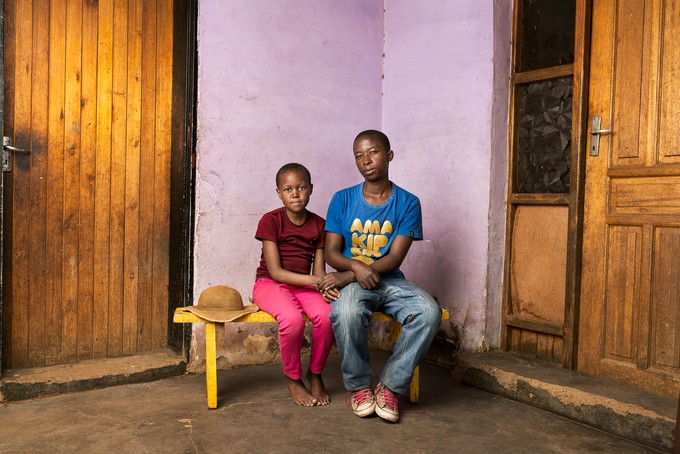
[362,180,392,206]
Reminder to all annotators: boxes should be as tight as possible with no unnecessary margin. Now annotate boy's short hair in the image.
[276,163,312,187]
[354,129,391,152]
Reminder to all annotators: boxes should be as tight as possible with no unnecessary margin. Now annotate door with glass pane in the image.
[503,0,587,368]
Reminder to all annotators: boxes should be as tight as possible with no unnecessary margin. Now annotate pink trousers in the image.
[252,278,334,380]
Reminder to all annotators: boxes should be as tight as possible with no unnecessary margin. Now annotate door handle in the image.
[3,144,27,152]
[2,136,29,172]
[589,116,611,156]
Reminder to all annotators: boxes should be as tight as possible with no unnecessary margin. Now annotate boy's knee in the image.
[425,306,442,329]
[425,299,442,325]
[411,293,441,328]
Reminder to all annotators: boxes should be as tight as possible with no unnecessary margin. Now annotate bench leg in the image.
[389,320,419,403]
[408,366,419,403]
[205,322,218,409]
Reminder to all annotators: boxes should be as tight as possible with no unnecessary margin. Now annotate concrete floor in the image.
[0,351,659,453]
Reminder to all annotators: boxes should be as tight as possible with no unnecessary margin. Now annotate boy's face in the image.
[353,134,393,183]
[276,170,312,215]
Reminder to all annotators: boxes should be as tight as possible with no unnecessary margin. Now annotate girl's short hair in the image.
[276,163,311,187]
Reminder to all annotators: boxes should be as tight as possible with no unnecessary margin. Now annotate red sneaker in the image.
[374,383,399,422]
[351,388,376,417]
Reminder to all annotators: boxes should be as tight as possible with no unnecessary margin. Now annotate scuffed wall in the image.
[192,0,511,369]
[382,0,509,353]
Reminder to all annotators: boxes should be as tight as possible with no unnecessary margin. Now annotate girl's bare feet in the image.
[285,376,317,406]
[306,369,330,406]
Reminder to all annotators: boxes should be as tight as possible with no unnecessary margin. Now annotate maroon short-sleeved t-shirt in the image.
[255,207,326,280]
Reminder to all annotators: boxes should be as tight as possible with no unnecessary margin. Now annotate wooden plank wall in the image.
[508,327,563,363]
[2,0,174,368]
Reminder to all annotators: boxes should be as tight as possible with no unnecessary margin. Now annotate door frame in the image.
[0,0,4,373]
[168,0,198,355]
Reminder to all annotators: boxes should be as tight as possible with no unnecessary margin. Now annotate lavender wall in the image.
[382,0,510,351]
[194,0,383,296]
[193,0,511,364]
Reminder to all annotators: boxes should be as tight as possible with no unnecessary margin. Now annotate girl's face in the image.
[276,170,312,216]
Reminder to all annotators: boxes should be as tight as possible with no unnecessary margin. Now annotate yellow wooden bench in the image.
[173,307,449,409]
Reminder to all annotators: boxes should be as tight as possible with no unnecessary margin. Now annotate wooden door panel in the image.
[510,206,568,326]
[2,0,174,369]
[611,177,680,215]
[603,225,641,363]
[610,0,647,163]
[658,7,680,159]
[651,227,680,370]
[580,0,680,396]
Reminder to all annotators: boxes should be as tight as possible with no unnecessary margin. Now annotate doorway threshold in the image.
[0,348,186,403]
[454,351,677,452]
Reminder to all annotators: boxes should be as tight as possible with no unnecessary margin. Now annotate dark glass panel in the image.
[516,77,572,193]
[519,0,575,72]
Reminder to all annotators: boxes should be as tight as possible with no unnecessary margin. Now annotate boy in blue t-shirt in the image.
[317,130,441,423]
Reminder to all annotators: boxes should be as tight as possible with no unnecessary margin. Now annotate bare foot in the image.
[285,376,318,406]
[306,369,330,406]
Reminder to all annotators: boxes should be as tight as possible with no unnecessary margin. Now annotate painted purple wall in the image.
[194,0,383,295]
[193,0,511,363]
[191,0,383,367]
[382,1,510,351]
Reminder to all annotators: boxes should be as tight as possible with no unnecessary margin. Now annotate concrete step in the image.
[0,348,186,402]
[454,351,677,452]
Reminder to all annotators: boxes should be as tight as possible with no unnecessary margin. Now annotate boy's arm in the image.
[369,234,413,275]
[322,233,414,290]
[262,240,319,287]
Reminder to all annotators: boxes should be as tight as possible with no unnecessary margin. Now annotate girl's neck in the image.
[285,208,307,226]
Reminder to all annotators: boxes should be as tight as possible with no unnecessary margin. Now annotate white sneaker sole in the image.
[375,404,399,422]
[353,401,376,418]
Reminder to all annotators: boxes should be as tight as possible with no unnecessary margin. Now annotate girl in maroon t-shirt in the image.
[252,163,338,406]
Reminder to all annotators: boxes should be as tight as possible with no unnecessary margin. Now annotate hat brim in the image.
[181,303,259,322]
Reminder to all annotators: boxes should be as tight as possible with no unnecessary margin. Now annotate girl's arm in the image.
[312,248,326,278]
[316,232,357,292]
[262,240,319,287]
[312,247,344,302]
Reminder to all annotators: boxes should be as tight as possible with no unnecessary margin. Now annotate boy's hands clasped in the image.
[349,261,381,290]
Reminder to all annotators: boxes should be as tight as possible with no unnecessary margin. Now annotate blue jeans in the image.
[329,277,442,395]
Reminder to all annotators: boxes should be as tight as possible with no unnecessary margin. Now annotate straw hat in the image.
[182,285,259,322]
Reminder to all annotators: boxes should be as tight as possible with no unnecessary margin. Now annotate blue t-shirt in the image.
[325,182,423,278]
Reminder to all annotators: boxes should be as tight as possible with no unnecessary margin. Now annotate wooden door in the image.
[2,0,175,369]
[579,0,680,396]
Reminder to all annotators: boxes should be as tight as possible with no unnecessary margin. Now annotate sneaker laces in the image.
[377,386,398,410]
[352,388,374,406]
